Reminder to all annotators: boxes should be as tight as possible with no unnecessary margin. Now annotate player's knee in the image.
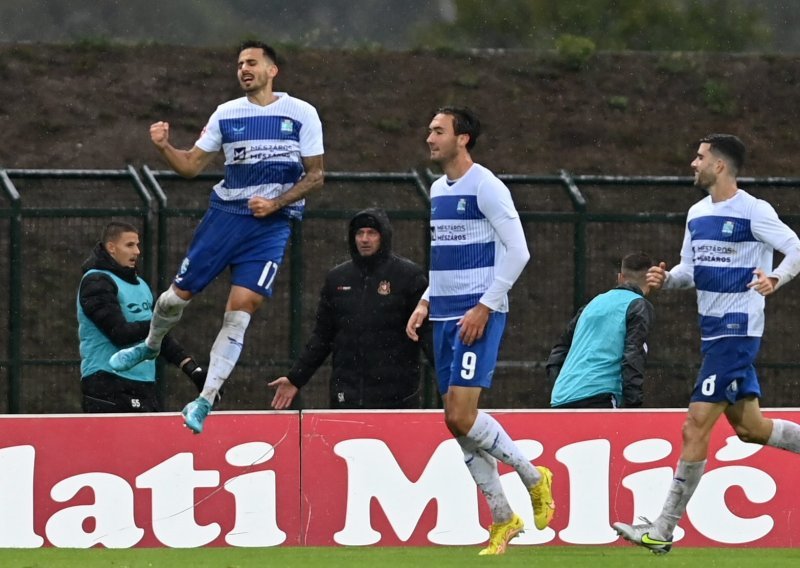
[681,414,710,445]
[732,422,769,445]
[444,409,471,437]
[157,287,190,317]
[681,416,698,441]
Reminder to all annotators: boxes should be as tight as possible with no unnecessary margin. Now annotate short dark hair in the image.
[699,133,746,174]
[237,40,279,65]
[102,221,138,244]
[435,106,481,150]
[621,252,652,276]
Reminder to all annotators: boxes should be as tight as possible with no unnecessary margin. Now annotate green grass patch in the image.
[1,546,799,568]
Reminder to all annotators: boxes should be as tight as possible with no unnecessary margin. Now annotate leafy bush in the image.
[554,34,595,70]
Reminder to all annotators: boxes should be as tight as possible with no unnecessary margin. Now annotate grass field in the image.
[1,546,799,568]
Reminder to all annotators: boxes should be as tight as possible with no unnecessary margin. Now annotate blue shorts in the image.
[173,208,291,297]
[433,311,507,395]
[691,337,762,404]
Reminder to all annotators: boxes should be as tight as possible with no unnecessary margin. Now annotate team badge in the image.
[721,220,734,236]
[457,198,467,214]
[281,119,294,134]
[377,281,391,295]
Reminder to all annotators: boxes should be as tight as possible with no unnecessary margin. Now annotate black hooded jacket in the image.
[286,208,434,408]
[78,242,190,374]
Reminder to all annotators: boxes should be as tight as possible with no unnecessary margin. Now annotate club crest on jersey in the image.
[721,220,735,236]
[281,119,294,134]
[233,147,247,161]
[377,281,391,295]
[456,198,467,214]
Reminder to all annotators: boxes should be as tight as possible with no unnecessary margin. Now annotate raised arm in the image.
[150,121,216,178]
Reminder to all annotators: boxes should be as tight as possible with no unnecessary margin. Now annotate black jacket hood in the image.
[80,242,139,284]
[348,208,393,270]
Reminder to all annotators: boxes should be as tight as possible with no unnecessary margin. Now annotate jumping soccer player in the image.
[109,40,324,434]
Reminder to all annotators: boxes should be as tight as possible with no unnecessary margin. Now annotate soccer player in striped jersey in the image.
[406,107,554,555]
[109,40,324,434]
[613,134,800,554]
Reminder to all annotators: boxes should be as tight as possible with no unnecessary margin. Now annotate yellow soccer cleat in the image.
[478,513,525,556]
[529,465,555,530]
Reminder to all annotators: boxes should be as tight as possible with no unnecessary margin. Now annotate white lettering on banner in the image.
[0,445,43,547]
[688,466,775,543]
[334,439,557,546]
[0,442,286,549]
[556,439,616,544]
[333,439,486,545]
[224,442,286,547]
[685,436,776,544]
[46,473,144,548]
[334,435,780,546]
[136,453,221,547]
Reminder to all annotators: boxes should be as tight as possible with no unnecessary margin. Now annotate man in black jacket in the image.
[77,221,206,412]
[269,208,434,409]
[546,252,655,408]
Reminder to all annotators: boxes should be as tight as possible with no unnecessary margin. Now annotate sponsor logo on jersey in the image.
[431,222,468,242]
[233,147,247,161]
[722,220,735,235]
[377,281,391,295]
[126,301,152,314]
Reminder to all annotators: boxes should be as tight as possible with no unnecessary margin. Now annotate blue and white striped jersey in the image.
[668,189,800,340]
[195,92,324,218]
[427,163,529,320]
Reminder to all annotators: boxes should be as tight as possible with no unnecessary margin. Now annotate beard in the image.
[693,170,715,190]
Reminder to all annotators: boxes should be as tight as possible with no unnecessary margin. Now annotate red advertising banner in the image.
[1,409,799,548]
[0,412,300,548]
[300,409,800,548]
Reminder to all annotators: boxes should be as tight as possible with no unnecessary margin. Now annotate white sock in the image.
[466,411,541,489]
[457,436,513,523]
[145,287,189,351]
[766,418,800,453]
[200,310,251,405]
[655,458,706,538]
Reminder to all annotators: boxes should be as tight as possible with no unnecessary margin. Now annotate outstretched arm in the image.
[269,276,336,409]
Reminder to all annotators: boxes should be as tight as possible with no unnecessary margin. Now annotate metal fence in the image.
[3,167,800,414]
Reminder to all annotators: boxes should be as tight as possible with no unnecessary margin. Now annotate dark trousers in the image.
[81,372,160,413]
[552,392,617,409]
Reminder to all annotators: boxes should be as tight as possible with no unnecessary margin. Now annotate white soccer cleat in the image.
[612,517,673,555]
